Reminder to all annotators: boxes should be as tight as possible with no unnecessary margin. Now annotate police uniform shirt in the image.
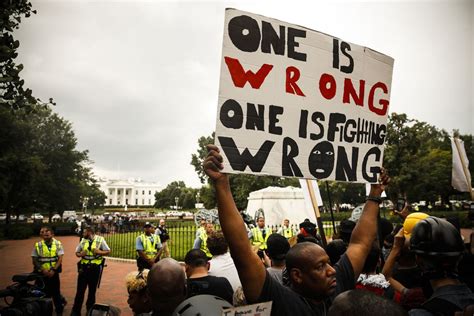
[76,236,110,253]
[136,234,162,251]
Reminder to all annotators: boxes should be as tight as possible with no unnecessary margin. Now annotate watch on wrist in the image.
[366,195,383,204]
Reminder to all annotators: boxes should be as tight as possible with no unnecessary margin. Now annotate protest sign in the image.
[215,8,394,183]
[222,301,272,316]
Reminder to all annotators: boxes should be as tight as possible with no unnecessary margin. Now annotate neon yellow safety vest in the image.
[199,230,212,258]
[35,238,62,271]
[139,234,160,259]
[251,227,271,250]
[80,235,105,265]
[283,228,294,239]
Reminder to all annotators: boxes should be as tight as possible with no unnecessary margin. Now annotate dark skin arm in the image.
[204,144,266,303]
[345,168,390,281]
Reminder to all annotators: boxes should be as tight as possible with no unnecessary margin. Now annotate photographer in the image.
[31,226,65,316]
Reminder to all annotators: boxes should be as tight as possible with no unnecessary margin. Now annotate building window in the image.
[135,190,138,195]
[148,199,151,205]
[125,199,128,204]
[142,199,145,205]
[135,199,138,205]
[149,190,151,195]
[142,190,145,195]
[109,189,113,195]
[109,199,112,205]
[126,189,129,195]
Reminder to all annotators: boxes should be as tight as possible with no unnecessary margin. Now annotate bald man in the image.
[203,144,390,316]
[147,258,186,316]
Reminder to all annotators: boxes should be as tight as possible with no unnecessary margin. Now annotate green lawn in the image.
[104,222,339,261]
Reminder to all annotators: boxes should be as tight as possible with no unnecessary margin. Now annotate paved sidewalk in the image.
[0,235,136,316]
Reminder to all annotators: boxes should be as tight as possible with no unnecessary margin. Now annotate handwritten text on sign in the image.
[215,9,394,182]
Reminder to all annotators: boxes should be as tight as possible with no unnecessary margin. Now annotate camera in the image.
[0,273,53,316]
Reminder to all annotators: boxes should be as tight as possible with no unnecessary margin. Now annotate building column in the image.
[113,188,118,205]
[122,188,126,206]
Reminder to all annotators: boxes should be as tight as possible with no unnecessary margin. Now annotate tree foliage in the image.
[154,181,198,210]
[0,2,104,222]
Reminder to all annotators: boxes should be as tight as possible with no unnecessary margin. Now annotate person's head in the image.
[266,234,290,265]
[40,226,53,242]
[125,269,151,315]
[82,225,95,239]
[328,289,407,316]
[184,249,209,277]
[160,219,166,227]
[283,219,290,227]
[410,216,464,281]
[299,219,317,237]
[338,219,356,244]
[172,295,232,316]
[207,231,228,257]
[200,219,206,227]
[257,217,265,228]
[147,258,186,315]
[144,222,154,235]
[285,242,336,300]
[325,239,347,265]
[205,223,214,234]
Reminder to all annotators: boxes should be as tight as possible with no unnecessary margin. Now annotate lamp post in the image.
[175,197,179,210]
[196,192,200,203]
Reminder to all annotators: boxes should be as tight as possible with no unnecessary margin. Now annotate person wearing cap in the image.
[296,219,323,245]
[184,249,234,304]
[265,234,290,285]
[136,222,162,271]
[408,217,474,315]
[71,225,110,316]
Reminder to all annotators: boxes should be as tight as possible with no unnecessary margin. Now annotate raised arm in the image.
[345,169,389,281]
[204,144,266,302]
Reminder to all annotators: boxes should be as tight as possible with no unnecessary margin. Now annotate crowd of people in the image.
[29,145,474,315]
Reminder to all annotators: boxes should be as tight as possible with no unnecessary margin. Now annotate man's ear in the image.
[289,268,303,285]
[206,262,210,271]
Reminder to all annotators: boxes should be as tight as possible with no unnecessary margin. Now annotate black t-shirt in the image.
[186,275,234,304]
[258,253,355,316]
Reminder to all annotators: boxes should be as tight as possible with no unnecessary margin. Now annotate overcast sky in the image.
[15,0,473,188]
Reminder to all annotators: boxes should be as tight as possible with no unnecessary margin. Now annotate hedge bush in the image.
[0,222,78,240]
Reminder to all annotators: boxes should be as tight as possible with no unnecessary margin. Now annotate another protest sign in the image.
[222,301,272,316]
[215,9,394,182]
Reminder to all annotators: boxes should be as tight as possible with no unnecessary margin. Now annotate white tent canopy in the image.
[246,186,317,227]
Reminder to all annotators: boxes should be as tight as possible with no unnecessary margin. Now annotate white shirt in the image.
[208,252,241,292]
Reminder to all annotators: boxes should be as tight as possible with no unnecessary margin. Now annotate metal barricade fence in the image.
[101,221,340,261]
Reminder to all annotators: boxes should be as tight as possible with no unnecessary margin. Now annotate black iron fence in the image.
[101,222,339,262]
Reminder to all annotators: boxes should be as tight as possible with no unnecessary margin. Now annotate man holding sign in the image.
[204,144,389,315]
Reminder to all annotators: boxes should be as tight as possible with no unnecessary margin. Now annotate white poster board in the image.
[215,9,394,183]
[223,301,272,316]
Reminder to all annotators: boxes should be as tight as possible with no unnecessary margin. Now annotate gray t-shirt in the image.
[267,267,284,285]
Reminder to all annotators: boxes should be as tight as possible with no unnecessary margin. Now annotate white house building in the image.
[98,178,163,206]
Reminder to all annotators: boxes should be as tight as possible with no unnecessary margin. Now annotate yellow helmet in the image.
[403,212,429,239]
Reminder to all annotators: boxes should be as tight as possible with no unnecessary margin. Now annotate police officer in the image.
[409,217,474,315]
[277,219,296,239]
[136,222,162,271]
[32,226,66,316]
[249,216,272,257]
[71,225,110,316]
[193,222,214,258]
